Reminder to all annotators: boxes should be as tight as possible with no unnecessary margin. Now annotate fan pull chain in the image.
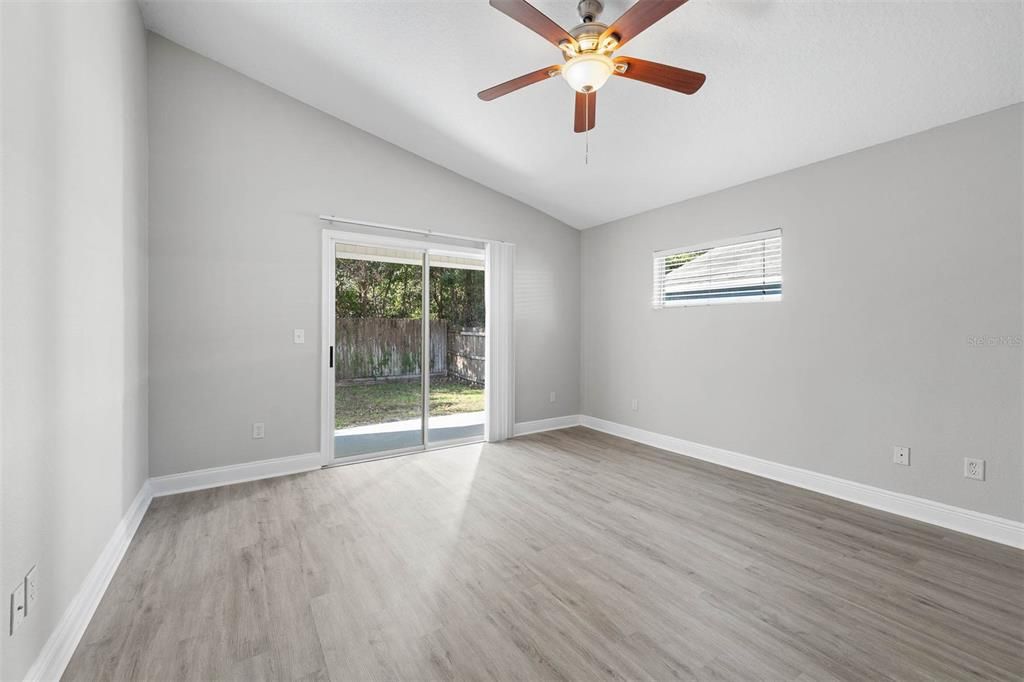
[585,94,590,165]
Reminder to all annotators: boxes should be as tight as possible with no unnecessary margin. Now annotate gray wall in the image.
[0,2,149,678]
[147,34,581,477]
[581,105,1023,522]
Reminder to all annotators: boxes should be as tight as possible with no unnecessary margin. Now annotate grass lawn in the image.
[336,378,484,429]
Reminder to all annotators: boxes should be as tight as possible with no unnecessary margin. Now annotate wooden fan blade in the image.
[613,56,705,94]
[601,0,689,49]
[490,0,577,49]
[478,66,560,101]
[574,91,596,133]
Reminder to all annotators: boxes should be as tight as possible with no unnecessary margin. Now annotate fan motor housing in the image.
[570,21,608,40]
[569,20,609,55]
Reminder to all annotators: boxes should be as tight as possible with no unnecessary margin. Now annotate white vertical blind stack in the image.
[653,229,782,307]
[484,242,516,441]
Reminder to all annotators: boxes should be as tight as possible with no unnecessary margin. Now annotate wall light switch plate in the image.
[549,391,556,403]
[252,422,265,439]
[964,457,985,481]
[25,567,37,615]
[293,329,305,344]
[10,582,26,635]
[631,399,639,411]
[893,446,910,466]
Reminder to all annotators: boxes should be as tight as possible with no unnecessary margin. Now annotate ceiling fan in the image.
[478,0,706,133]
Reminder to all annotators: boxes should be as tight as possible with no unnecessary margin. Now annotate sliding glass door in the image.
[428,256,486,445]
[326,237,486,464]
[333,244,424,459]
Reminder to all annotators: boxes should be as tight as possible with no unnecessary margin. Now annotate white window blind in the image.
[653,229,782,307]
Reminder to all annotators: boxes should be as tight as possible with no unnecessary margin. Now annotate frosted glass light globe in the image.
[561,53,614,93]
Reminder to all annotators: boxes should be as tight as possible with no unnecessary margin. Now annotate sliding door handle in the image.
[329,345,334,368]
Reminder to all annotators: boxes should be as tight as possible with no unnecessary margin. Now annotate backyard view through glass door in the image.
[333,244,424,458]
[428,255,486,444]
[331,242,486,461]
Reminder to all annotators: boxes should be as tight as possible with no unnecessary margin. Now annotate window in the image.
[653,229,782,307]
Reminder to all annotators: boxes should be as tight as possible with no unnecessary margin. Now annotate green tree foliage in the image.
[336,259,422,318]
[336,259,484,327]
[430,267,484,328]
[663,249,707,273]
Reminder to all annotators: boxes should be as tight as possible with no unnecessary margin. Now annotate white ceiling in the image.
[140,0,1022,229]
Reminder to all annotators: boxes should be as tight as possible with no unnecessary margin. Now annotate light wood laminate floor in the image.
[64,427,1024,681]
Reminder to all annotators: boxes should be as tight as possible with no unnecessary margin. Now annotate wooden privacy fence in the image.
[335,319,485,385]
[336,318,445,382]
[447,327,485,386]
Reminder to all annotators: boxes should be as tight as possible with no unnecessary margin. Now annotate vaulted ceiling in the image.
[141,0,1022,228]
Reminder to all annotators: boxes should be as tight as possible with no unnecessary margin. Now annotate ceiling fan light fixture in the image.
[479,0,706,133]
[561,52,614,93]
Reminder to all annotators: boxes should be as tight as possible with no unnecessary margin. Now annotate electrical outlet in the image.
[25,567,37,616]
[549,391,556,403]
[964,458,985,481]
[10,582,26,635]
[631,398,639,411]
[293,328,305,344]
[893,446,910,466]
[252,422,265,439]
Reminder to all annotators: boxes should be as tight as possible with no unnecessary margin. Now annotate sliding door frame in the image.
[320,228,486,467]
[421,252,430,450]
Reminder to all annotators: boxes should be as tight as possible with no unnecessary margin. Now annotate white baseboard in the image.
[580,416,1024,549]
[514,414,582,437]
[24,481,153,682]
[149,452,322,497]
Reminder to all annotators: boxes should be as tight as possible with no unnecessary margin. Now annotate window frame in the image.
[652,228,783,309]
